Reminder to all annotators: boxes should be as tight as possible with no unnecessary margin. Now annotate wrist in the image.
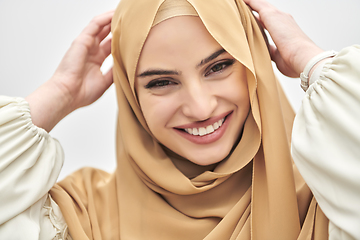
[300,50,337,91]
[291,43,324,76]
[25,79,73,132]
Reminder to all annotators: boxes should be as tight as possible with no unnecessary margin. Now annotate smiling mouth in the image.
[174,111,232,144]
[183,117,225,136]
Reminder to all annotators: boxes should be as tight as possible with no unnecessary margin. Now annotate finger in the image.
[243,0,265,13]
[269,44,277,62]
[86,36,112,64]
[243,0,255,12]
[252,11,265,29]
[95,68,113,97]
[243,0,276,16]
[99,37,112,62]
[103,68,114,88]
[82,10,114,38]
[97,24,112,44]
[88,68,113,104]
[269,46,283,70]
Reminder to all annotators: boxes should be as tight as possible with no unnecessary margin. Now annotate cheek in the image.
[211,71,249,108]
[230,68,249,108]
[138,93,180,133]
[232,80,249,108]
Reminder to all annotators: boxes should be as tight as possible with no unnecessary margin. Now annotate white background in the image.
[0,0,359,180]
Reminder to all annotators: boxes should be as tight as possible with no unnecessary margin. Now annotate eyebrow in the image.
[137,69,180,78]
[197,48,226,68]
[137,48,227,78]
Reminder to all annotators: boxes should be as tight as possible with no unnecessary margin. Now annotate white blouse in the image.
[0,97,70,239]
[292,45,360,240]
[0,45,359,240]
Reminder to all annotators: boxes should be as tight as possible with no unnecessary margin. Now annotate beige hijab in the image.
[51,0,329,239]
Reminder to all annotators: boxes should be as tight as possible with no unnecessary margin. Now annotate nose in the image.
[181,81,217,121]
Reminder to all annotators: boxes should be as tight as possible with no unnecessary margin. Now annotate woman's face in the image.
[135,16,250,166]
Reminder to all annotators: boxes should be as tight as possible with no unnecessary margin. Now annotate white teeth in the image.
[206,125,214,134]
[218,119,223,127]
[184,117,225,136]
[199,127,206,136]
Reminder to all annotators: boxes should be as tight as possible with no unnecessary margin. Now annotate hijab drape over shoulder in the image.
[51,0,329,239]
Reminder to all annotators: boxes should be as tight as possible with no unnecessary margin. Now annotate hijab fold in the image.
[51,0,329,239]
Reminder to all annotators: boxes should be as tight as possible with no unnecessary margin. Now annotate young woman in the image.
[1,0,359,239]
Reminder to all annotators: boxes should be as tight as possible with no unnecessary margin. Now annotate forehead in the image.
[137,16,222,71]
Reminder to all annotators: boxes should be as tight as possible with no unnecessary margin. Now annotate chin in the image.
[184,148,232,166]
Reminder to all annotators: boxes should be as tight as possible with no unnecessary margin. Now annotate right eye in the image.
[145,79,178,89]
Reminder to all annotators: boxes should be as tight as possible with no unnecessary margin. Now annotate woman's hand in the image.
[26,11,114,132]
[52,10,114,110]
[243,0,324,77]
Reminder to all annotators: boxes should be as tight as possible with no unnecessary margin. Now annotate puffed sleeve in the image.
[0,96,70,239]
[292,45,360,240]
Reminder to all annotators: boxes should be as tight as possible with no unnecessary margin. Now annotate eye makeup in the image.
[145,78,178,89]
[204,59,235,77]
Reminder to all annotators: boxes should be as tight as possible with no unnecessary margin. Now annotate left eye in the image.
[145,79,177,89]
[205,59,235,76]
[211,64,225,72]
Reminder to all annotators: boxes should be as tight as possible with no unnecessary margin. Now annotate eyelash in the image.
[205,59,235,77]
[145,78,177,89]
[144,59,236,89]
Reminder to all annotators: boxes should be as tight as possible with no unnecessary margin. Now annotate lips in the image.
[184,118,225,136]
[174,111,233,144]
